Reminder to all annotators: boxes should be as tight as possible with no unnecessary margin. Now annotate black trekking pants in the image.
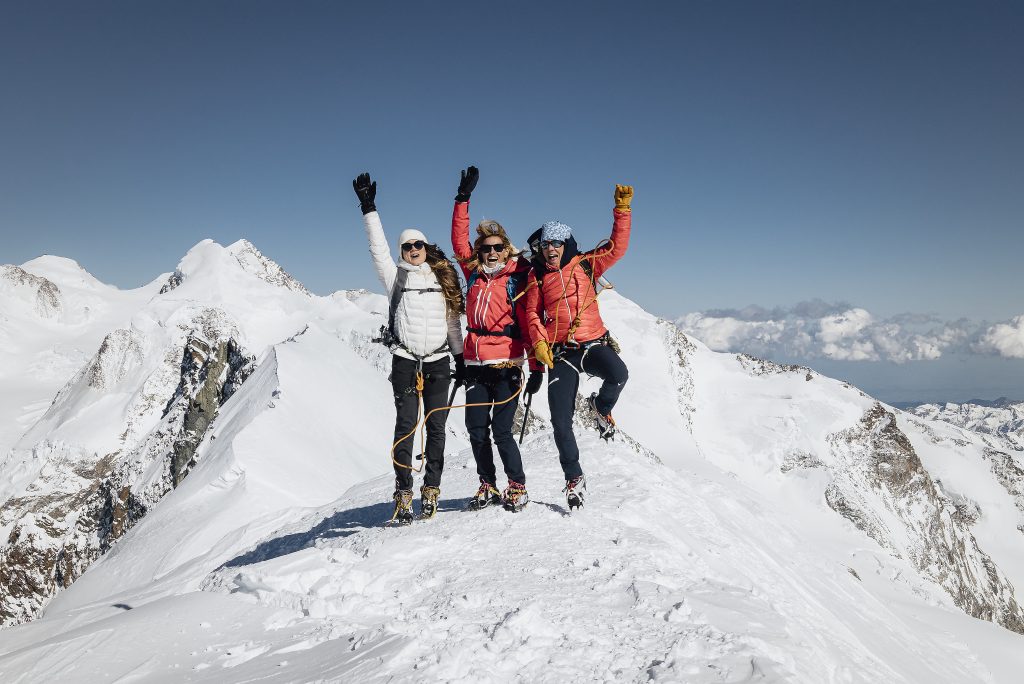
[547,342,628,480]
[391,354,452,490]
[464,366,527,486]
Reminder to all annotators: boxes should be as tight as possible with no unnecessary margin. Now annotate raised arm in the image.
[353,172,397,293]
[450,166,478,276]
[588,184,633,278]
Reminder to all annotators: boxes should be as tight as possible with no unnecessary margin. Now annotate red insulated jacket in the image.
[525,208,631,347]
[451,201,537,368]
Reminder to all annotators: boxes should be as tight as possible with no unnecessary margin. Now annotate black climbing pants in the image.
[547,342,628,480]
[464,365,527,486]
[391,354,452,490]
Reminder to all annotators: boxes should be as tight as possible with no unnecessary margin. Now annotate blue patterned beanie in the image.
[540,221,572,243]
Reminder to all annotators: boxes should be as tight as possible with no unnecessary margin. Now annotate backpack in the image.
[465,268,527,339]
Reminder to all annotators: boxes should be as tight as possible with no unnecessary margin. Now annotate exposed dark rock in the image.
[158,269,184,294]
[736,354,814,379]
[663,322,696,430]
[825,403,1024,634]
[780,450,825,473]
[0,265,62,318]
[980,448,1024,517]
[0,333,255,627]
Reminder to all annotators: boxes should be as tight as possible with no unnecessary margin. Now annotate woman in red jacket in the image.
[451,166,540,512]
[525,184,633,510]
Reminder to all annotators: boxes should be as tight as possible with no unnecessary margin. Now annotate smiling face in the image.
[401,240,427,266]
[541,240,564,269]
[479,237,509,269]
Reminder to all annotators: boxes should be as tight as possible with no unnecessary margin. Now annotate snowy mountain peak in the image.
[159,239,309,297]
[19,255,108,292]
[227,238,310,294]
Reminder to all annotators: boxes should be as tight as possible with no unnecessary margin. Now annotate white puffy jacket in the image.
[363,211,463,362]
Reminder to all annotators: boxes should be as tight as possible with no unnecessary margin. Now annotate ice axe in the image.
[518,391,533,445]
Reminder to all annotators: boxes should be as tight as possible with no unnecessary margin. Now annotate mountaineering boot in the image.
[588,393,616,440]
[420,485,441,519]
[468,479,502,511]
[390,489,414,525]
[564,475,587,511]
[502,480,529,513]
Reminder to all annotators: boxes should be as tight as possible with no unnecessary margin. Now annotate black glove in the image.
[525,371,544,396]
[453,354,466,386]
[352,172,377,215]
[455,166,479,203]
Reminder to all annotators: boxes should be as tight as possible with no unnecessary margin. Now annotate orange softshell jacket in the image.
[525,208,631,347]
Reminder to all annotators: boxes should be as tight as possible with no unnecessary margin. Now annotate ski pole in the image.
[518,391,533,445]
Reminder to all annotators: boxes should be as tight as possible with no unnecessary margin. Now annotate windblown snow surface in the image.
[1,240,1023,682]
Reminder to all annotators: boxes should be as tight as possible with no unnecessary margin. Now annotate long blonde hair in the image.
[458,219,520,273]
[424,244,466,317]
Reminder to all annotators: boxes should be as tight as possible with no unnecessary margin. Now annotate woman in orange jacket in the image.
[524,184,633,509]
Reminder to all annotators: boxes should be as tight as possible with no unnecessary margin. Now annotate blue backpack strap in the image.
[506,271,523,325]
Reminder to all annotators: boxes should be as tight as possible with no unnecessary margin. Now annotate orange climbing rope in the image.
[390,363,527,472]
[535,239,616,350]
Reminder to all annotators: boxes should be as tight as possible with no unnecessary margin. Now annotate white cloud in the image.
[676,300,981,363]
[975,316,1024,359]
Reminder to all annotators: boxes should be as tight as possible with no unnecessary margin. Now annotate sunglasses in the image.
[401,240,426,252]
[478,243,505,254]
[540,240,564,249]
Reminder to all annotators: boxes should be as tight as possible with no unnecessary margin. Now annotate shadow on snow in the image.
[220,494,480,569]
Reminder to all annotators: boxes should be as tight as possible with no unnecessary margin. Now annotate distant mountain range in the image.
[906,399,1024,453]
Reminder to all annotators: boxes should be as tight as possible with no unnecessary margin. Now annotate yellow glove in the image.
[614,184,633,211]
[534,340,555,369]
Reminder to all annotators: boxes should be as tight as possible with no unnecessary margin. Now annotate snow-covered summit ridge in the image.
[159,238,310,297]
[19,255,108,292]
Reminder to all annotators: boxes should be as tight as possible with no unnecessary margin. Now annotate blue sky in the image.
[2,1,1022,401]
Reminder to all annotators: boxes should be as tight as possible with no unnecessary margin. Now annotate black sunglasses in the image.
[540,239,564,249]
[401,240,426,252]
[478,243,505,254]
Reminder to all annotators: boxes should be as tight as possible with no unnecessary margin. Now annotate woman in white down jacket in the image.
[352,172,465,524]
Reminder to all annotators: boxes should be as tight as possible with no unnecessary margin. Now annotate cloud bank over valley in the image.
[676,301,1024,364]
